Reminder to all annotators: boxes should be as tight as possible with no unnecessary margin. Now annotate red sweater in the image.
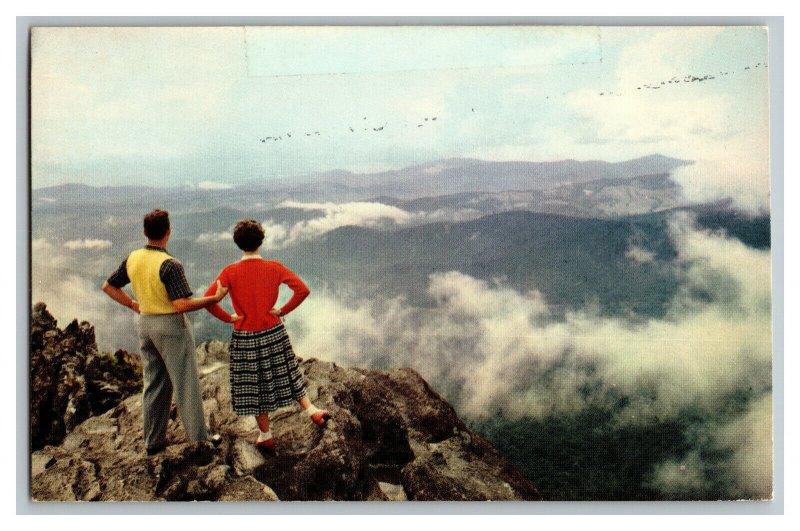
[205,257,310,332]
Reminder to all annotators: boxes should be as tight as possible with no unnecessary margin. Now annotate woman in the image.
[205,219,330,453]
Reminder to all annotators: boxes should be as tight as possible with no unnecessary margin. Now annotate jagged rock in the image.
[196,340,230,365]
[30,303,143,451]
[378,482,408,501]
[32,359,540,501]
[401,437,532,501]
[30,307,540,502]
[218,476,279,502]
[155,443,228,501]
[30,453,103,501]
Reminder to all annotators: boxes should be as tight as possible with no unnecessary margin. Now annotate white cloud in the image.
[32,238,52,252]
[260,220,289,251]
[625,245,657,264]
[613,27,726,89]
[714,395,773,499]
[646,452,711,500]
[32,262,139,353]
[568,90,733,144]
[197,181,233,191]
[409,208,483,224]
[282,200,411,221]
[255,202,485,251]
[63,239,113,250]
[670,131,770,214]
[195,231,233,244]
[193,202,470,251]
[276,201,413,244]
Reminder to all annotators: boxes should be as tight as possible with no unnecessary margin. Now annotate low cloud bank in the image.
[273,200,412,245]
[669,131,770,215]
[194,200,482,250]
[285,213,772,499]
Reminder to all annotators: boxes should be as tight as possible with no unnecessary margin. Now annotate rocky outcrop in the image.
[32,360,540,501]
[30,307,540,502]
[30,303,143,451]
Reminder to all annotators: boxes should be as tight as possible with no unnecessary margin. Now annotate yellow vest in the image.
[126,248,180,315]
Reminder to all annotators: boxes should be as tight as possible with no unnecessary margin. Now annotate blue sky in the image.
[31,25,769,209]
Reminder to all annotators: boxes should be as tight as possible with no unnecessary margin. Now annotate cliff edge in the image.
[30,304,540,502]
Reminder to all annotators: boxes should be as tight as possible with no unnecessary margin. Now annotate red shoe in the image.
[256,438,276,454]
[310,410,331,426]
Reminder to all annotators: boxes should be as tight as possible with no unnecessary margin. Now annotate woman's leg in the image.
[298,397,331,425]
[256,412,270,433]
[298,396,323,414]
[297,396,312,410]
[254,412,275,451]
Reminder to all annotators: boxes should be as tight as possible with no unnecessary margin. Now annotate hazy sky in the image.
[32,25,769,196]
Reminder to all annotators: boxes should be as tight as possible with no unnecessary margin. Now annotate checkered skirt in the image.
[229,323,307,416]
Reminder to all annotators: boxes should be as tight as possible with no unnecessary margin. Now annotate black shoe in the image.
[146,443,167,456]
[207,433,223,447]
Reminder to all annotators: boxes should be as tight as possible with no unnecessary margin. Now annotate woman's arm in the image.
[277,266,310,316]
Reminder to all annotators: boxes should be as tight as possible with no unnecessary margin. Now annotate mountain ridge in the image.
[33,154,691,194]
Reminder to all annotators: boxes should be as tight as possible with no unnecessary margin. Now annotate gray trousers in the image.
[138,313,207,448]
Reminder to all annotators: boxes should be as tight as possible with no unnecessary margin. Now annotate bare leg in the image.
[256,412,270,432]
[254,412,275,451]
[298,397,331,426]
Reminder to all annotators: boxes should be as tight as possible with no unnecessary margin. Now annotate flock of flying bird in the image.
[258,114,443,143]
[598,62,768,96]
[257,63,767,143]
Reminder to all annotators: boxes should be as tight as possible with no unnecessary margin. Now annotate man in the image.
[102,209,227,455]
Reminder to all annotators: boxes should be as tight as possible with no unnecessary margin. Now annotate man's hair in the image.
[143,209,170,240]
[233,219,265,252]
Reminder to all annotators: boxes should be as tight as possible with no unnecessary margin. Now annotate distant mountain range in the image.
[297,154,692,198]
[34,154,692,205]
[375,172,690,220]
[32,154,768,337]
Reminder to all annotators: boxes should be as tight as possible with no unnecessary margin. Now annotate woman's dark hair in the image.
[233,219,265,252]
[143,209,170,240]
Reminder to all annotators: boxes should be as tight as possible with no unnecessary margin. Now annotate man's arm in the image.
[171,280,228,313]
[161,259,229,314]
[102,281,140,313]
[102,259,140,313]
[204,272,240,323]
